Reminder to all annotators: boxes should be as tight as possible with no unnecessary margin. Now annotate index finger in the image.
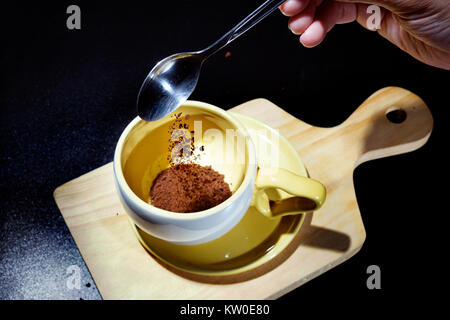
[280,0,311,16]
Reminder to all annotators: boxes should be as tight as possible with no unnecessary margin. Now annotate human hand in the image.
[280,0,450,70]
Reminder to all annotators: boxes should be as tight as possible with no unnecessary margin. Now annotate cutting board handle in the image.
[335,87,433,167]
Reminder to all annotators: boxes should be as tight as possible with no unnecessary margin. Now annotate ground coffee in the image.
[150,163,232,213]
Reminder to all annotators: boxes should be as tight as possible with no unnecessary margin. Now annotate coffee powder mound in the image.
[150,163,232,213]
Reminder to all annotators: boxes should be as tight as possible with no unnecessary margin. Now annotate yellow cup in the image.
[113,101,326,245]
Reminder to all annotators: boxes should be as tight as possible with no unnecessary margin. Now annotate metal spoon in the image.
[137,0,286,121]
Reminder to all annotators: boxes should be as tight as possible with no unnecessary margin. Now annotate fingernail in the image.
[290,28,301,35]
[280,0,293,15]
[299,35,313,48]
[288,23,300,35]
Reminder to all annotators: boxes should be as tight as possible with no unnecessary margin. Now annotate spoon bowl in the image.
[137,52,204,121]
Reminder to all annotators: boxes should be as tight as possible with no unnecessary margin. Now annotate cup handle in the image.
[253,167,326,219]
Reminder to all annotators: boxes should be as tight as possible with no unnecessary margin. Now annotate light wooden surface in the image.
[54,87,433,299]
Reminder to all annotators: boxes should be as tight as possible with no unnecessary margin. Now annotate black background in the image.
[0,0,448,308]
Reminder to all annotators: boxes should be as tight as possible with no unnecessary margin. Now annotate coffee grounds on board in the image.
[150,163,232,213]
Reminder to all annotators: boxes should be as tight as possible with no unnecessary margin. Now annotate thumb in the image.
[335,3,404,50]
[337,0,432,15]
[340,0,450,69]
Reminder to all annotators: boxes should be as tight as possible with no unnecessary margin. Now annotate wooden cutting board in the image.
[54,87,433,299]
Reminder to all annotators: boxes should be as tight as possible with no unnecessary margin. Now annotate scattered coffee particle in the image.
[165,112,206,165]
[225,51,232,58]
[150,163,231,213]
[166,112,197,165]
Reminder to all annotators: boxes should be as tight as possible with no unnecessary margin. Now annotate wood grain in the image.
[54,87,432,299]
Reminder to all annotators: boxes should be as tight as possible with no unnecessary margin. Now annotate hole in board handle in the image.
[386,107,407,124]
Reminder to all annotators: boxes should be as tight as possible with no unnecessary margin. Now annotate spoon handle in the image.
[202,0,286,58]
